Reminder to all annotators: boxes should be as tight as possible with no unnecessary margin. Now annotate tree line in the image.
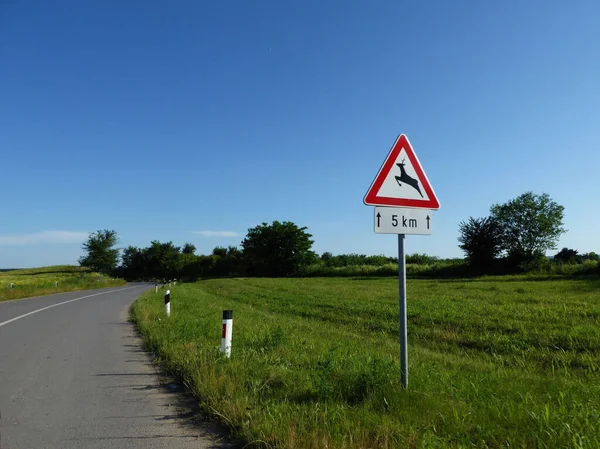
[79,191,599,279]
[80,221,319,280]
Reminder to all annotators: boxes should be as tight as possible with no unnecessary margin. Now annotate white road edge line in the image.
[0,285,142,328]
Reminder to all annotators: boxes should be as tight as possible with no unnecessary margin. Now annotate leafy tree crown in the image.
[490,191,566,263]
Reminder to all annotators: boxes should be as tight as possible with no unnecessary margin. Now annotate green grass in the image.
[0,265,126,301]
[131,276,600,448]
[298,260,600,278]
[297,260,471,278]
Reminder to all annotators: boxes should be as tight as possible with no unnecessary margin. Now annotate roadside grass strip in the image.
[131,276,600,448]
[0,265,125,301]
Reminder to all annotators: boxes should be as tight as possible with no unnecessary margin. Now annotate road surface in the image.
[0,285,237,449]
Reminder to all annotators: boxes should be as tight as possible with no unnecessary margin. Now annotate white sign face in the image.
[374,207,432,235]
[375,149,433,202]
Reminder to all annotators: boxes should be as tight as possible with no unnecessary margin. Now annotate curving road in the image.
[0,285,236,449]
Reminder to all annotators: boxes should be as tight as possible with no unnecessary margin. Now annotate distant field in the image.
[0,265,126,301]
[132,276,600,448]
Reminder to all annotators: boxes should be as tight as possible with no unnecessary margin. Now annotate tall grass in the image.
[299,259,600,278]
[0,265,125,301]
[299,259,473,278]
[132,276,600,448]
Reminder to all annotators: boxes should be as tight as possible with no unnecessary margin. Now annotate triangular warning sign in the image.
[364,134,440,209]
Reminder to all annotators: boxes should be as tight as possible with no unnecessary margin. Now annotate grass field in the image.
[131,276,600,448]
[0,265,126,301]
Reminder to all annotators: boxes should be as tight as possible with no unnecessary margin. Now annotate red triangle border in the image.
[364,135,440,209]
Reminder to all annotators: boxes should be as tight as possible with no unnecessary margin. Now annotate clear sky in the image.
[1,1,599,268]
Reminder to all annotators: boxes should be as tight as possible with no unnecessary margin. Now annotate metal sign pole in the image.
[364,134,440,387]
[398,234,408,387]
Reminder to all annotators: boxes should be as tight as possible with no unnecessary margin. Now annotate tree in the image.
[581,252,599,262]
[212,246,228,258]
[405,253,439,265]
[119,242,201,281]
[490,192,566,265]
[121,246,147,279]
[554,247,579,264]
[144,241,182,279]
[181,243,197,255]
[242,221,316,277]
[321,252,333,264]
[211,246,244,277]
[79,230,120,275]
[179,252,201,281]
[457,216,502,270]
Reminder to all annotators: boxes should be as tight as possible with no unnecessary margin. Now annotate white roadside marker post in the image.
[164,290,171,317]
[55,281,58,288]
[155,284,158,294]
[10,283,14,289]
[221,310,233,358]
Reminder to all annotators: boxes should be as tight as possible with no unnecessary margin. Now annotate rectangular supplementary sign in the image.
[374,206,432,235]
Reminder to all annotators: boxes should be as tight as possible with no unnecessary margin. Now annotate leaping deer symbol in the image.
[395,158,423,198]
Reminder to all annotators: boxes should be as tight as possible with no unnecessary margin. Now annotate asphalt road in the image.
[0,285,236,449]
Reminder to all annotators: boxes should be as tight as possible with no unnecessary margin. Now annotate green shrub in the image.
[405,253,439,265]
[518,255,552,273]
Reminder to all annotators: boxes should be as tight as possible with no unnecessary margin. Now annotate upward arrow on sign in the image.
[364,135,440,209]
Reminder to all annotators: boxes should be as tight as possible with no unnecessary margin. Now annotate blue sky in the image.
[1,1,599,268]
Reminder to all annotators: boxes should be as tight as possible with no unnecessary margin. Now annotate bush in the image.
[581,252,599,262]
[320,253,395,267]
[298,263,399,277]
[298,259,473,278]
[518,255,552,273]
[457,216,502,271]
[405,253,439,265]
[554,248,579,264]
[547,260,599,276]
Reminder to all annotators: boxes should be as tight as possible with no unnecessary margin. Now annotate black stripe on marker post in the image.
[164,290,171,317]
[221,310,233,357]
